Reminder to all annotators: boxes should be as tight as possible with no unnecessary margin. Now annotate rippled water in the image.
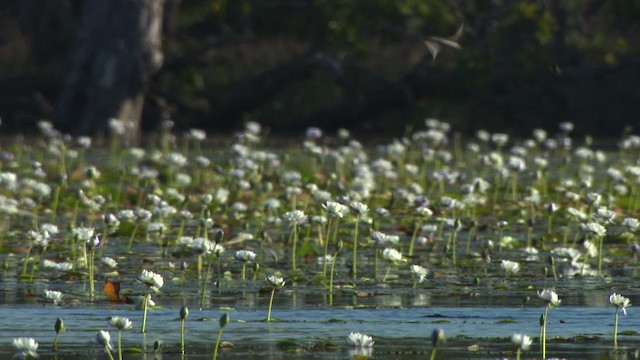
[1,274,640,359]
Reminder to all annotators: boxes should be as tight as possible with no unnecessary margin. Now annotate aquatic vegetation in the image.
[108,316,133,360]
[609,293,631,349]
[138,269,163,333]
[53,318,64,352]
[4,119,640,358]
[538,289,561,359]
[213,313,229,360]
[265,274,286,322]
[180,306,188,354]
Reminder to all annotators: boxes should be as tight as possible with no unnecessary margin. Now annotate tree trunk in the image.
[53,0,163,144]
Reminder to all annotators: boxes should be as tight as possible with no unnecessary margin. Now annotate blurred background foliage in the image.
[1,0,640,136]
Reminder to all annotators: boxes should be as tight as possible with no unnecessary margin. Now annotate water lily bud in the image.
[336,240,343,251]
[214,229,224,243]
[55,318,64,333]
[539,314,545,326]
[220,313,230,328]
[431,328,446,348]
[154,340,162,352]
[180,306,189,320]
[253,262,260,273]
[180,261,188,271]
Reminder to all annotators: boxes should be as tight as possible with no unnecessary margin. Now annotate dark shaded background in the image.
[1,0,640,138]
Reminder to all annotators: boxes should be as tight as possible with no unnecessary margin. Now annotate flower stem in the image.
[105,345,115,360]
[516,348,521,360]
[597,235,603,275]
[542,305,549,359]
[141,292,150,333]
[127,224,139,251]
[117,329,123,360]
[212,327,224,360]
[322,218,333,279]
[267,287,275,322]
[329,246,341,305]
[408,219,422,256]
[53,332,59,352]
[383,265,391,282]
[614,307,619,349]
[352,217,359,282]
[429,347,437,360]
[181,318,186,354]
[291,224,298,271]
[200,256,213,307]
[89,249,95,302]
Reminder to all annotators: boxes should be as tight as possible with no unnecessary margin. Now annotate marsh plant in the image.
[321,200,348,278]
[349,200,369,282]
[265,274,286,322]
[382,247,403,282]
[213,313,229,360]
[282,209,308,272]
[538,289,561,359]
[53,318,64,352]
[609,293,631,349]
[329,240,343,305]
[234,249,256,282]
[138,269,164,333]
[109,316,133,360]
[180,306,189,354]
[86,234,100,301]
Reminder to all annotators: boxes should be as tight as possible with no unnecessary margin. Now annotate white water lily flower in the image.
[101,257,118,268]
[610,293,631,315]
[350,201,369,216]
[138,269,164,289]
[622,218,640,232]
[511,333,532,351]
[322,201,349,218]
[500,260,520,275]
[13,337,38,358]
[282,210,308,226]
[581,222,606,237]
[43,260,73,272]
[109,316,133,330]
[347,332,374,347]
[410,265,428,283]
[73,227,94,241]
[382,248,403,264]
[538,289,561,307]
[265,274,286,288]
[45,290,63,305]
[234,250,256,262]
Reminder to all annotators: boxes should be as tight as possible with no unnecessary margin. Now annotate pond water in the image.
[0,301,638,359]
[1,273,640,359]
